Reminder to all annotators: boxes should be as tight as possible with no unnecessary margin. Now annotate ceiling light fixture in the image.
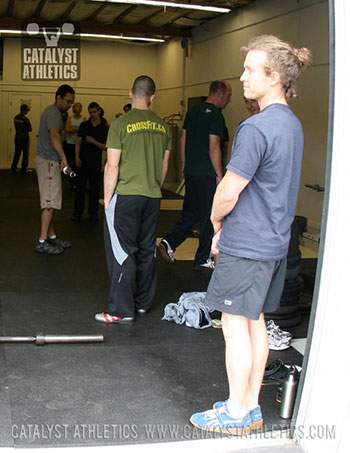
[79,32,164,42]
[0,29,164,43]
[90,0,231,14]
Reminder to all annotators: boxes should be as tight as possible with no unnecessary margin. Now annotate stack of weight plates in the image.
[265,276,303,328]
[265,217,305,328]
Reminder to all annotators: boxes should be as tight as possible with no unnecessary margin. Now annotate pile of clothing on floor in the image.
[162,294,293,349]
[162,292,213,329]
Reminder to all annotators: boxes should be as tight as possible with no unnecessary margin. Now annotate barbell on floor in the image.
[0,333,104,345]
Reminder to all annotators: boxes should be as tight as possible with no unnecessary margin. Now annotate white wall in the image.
[294,1,350,451]
[0,0,329,231]
[0,37,157,168]
[156,0,329,231]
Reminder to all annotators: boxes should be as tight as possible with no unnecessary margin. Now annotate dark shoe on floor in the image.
[47,236,72,249]
[11,166,19,174]
[158,239,175,263]
[262,359,289,385]
[35,239,63,255]
[70,213,82,221]
[95,312,134,324]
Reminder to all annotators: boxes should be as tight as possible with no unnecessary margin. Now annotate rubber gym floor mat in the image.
[0,297,13,447]
[0,170,310,447]
[0,290,304,448]
[0,346,12,447]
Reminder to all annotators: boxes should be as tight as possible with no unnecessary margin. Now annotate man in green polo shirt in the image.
[159,80,232,269]
[95,75,172,324]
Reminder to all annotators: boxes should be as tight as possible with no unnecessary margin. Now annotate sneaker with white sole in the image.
[268,329,291,350]
[266,320,292,339]
[266,320,292,350]
[212,401,263,430]
[35,239,63,255]
[47,236,72,249]
[194,258,215,270]
[158,239,175,263]
[190,403,251,435]
[95,312,134,323]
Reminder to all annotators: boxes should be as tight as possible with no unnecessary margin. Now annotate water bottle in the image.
[63,166,76,178]
[279,365,299,419]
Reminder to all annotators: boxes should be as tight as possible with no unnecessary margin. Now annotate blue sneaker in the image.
[213,401,263,430]
[190,404,251,435]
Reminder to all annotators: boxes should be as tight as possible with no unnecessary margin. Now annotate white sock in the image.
[49,235,57,239]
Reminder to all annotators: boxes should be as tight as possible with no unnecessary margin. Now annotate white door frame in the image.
[293,1,350,452]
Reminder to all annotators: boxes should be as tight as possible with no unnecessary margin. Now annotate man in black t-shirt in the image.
[159,80,232,268]
[11,104,32,174]
[71,102,109,221]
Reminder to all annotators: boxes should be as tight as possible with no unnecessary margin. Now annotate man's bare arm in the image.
[211,169,250,230]
[104,147,121,209]
[49,128,68,170]
[161,150,171,186]
[75,137,82,167]
[209,134,223,182]
[180,129,186,177]
[210,170,249,254]
[65,116,78,133]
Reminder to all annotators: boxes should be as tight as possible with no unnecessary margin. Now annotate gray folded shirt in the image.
[162,291,213,329]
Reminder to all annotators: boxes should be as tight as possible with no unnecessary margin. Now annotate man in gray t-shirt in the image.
[34,84,75,255]
[190,35,312,435]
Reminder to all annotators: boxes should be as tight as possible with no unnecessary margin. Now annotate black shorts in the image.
[205,252,286,320]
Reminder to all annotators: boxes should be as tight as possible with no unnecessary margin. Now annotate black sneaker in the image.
[262,359,289,385]
[47,236,72,249]
[35,239,63,255]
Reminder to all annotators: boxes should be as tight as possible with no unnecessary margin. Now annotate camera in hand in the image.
[63,166,76,178]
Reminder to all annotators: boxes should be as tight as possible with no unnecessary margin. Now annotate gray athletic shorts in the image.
[205,252,287,320]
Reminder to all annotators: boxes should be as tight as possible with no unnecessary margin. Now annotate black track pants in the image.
[164,175,216,266]
[104,194,160,317]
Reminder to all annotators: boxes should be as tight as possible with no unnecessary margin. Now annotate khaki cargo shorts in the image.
[35,155,62,209]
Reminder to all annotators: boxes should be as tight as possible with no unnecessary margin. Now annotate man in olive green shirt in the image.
[95,75,172,324]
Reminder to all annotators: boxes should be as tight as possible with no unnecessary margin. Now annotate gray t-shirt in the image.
[37,104,63,161]
[219,103,304,261]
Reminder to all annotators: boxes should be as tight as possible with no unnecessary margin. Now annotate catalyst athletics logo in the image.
[21,22,80,81]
